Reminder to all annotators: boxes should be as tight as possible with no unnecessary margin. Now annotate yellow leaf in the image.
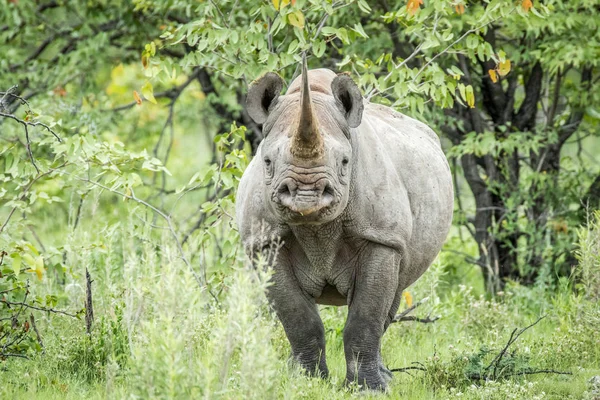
[498,59,511,77]
[466,85,475,108]
[26,256,44,280]
[141,82,157,104]
[488,69,498,83]
[272,0,290,11]
[522,0,533,12]
[34,256,44,280]
[455,4,465,15]
[133,90,142,105]
[403,292,413,307]
[288,10,305,29]
[407,0,423,16]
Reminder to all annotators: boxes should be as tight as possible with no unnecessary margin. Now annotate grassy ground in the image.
[1,222,599,400]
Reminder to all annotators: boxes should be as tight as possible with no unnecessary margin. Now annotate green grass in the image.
[1,230,599,399]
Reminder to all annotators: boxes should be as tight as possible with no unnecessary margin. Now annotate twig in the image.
[1,299,78,318]
[85,268,94,335]
[392,296,440,323]
[413,10,513,83]
[394,315,440,323]
[510,369,572,377]
[0,111,62,142]
[0,353,29,360]
[485,315,546,379]
[390,366,427,374]
[29,314,44,352]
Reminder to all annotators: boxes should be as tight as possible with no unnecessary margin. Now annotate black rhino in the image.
[236,56,453,390]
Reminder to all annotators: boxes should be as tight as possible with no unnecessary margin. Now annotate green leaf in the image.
[313,40,326,58]
[11,253,21,276]
[141,82,157,104]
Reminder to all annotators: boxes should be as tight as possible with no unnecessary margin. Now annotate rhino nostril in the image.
[277,180,296,199]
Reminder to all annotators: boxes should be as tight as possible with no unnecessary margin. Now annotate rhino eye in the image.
[342,157,349,166]
[264,157,272,166]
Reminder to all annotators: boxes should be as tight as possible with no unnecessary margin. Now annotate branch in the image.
[390,365,426,374]
[0,111,62,142]
[8,35,57,72]
[85,268,94,335]
[513,61,544,131]
[485,315,545,379]
[546,69,562,128]
[111,69,199,112]
[1,299,78,318]
[558,67,593,145]
[413,11,514,83]
[0,353,29,360]
[394,315,440,323]
[392,296,440,323]
[29,314,44,352]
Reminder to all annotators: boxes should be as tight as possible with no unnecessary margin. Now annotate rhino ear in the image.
[331,74,364,128]
[246,72,284,125]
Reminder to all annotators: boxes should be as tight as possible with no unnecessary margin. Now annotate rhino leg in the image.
[378,287,403,384]
[343,244,399,391]
[267,255,329,378]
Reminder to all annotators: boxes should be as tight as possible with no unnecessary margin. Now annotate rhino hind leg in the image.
[343,244,400,390]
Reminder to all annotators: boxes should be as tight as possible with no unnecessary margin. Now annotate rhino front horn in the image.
[291,53,324,159]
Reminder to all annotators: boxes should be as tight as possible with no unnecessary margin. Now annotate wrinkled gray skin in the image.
[236,61,453,391]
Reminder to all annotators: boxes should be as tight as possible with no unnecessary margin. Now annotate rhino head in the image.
[246,56,364,224]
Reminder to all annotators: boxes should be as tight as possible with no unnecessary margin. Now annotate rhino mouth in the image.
[274,178,336,217]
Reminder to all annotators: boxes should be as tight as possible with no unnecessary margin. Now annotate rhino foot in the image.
[346,363,390,392]
[379,363,393,384]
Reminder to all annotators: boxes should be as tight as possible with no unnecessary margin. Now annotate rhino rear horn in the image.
[246,72,284,125]
[331,74,364,128]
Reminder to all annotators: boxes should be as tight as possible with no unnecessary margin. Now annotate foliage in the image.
[62,305,129,382]
[574,210,600,300]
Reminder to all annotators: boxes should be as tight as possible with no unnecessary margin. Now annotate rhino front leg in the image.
[344,244,399,390]
[267,259,328,378]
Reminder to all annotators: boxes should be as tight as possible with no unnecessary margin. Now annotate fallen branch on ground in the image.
[392,296,441,324]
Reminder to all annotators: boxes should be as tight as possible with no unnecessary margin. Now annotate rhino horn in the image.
[292,54,323,159]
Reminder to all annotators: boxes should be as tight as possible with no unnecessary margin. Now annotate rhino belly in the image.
[315,284,347,306]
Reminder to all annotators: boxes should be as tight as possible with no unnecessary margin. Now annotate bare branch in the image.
[392,296,440,323]
[1,299,78,318]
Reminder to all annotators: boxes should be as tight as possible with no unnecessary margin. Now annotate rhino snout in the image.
[275,177,335,216]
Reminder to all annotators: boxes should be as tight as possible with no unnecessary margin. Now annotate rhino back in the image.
[345,102,453,287]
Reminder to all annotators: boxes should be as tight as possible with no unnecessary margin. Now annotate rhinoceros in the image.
[236,56,453,390]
